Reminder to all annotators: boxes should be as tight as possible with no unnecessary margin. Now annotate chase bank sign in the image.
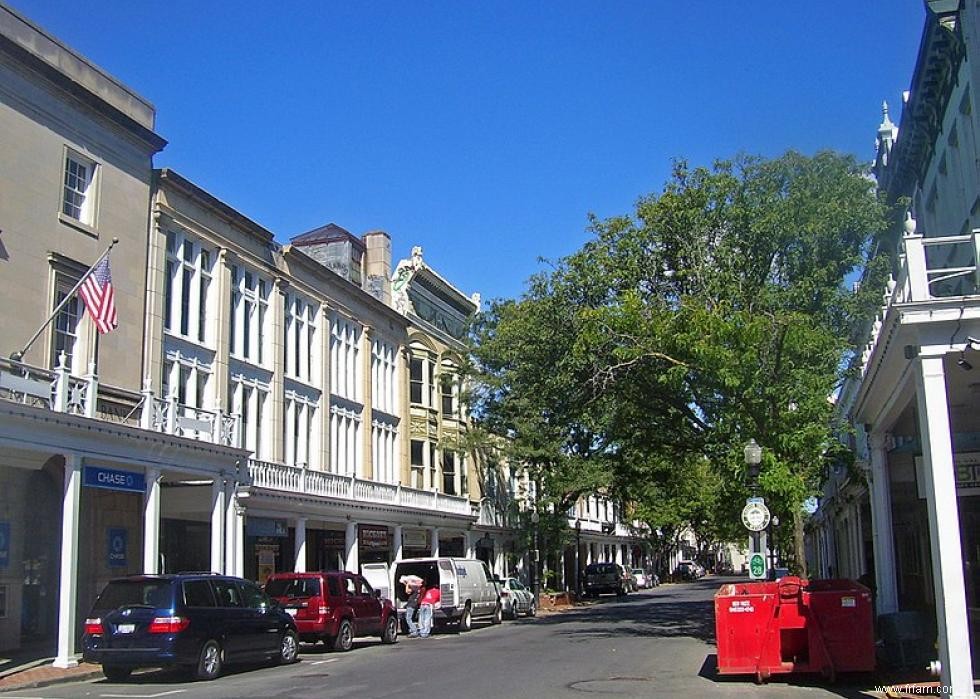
[83,466,146,494]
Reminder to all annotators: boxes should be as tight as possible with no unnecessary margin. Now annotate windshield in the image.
[632,569,643,575]
[586,563,617,574]
[95,580,174,611]
[265,577,321,598]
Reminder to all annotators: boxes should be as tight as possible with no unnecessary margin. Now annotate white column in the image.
[868,434,898,615]
[914,356,975,698]
[143,468,161,574]
[345,521,359,573]
[431,527,440,557]
[614,544,623,565]
[393,524,404,562]
[495,547,504,577]
[294,517,307,572]
[226,486,241,578]
[54,453,82,669]
[210,479,225,573]
[465,531,475,559]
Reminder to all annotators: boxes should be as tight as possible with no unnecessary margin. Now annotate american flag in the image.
[79,256,118,334]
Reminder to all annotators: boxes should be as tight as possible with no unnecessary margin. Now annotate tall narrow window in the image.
[443,452,456,495]
[163,229,212,344]
[410,357,423,404]
[62,151,97,226]
[51,275,80,371]
[411,440,424,489]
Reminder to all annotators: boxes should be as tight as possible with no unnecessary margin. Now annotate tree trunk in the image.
[793,511,807,577]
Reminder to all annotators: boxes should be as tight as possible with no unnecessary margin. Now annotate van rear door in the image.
[361,563,391,601]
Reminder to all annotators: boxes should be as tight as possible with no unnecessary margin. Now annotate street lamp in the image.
[531,509,541,605]
[574,519,582,600]
[744,438,762,491]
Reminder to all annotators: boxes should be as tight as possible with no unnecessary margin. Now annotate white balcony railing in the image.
[248,459,473,517]
[139,386,241,448]
[862,229,980,376]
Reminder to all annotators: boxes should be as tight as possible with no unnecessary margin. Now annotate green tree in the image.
[471,151,891,574]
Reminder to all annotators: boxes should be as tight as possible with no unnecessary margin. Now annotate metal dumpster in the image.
[714,576,875,683]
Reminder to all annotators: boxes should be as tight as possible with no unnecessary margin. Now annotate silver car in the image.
[498,577,536,618]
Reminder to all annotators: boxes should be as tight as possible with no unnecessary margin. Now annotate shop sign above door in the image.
[83,466,146,494]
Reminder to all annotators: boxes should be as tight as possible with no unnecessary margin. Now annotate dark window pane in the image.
[183,580,216,607]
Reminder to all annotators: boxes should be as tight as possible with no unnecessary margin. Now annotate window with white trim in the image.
[409,347,435,409]
[330,314,361,401]
[329,406,360,476]
[284,293,317,382]
[230,265,269,365]
[371,418,398,484]
[230,376,268,459]
[410,439,425,489]
[62,150,98,226]
[371,337,397,414]
[442,451,457,496]
[284,392,317,468]
[164,229,213,344]
[51,273,81,372]
[440,361,458,418]
[162,354,213,440]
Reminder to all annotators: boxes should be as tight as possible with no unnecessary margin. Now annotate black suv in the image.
[583,562,626,597]
[82,574,299,681]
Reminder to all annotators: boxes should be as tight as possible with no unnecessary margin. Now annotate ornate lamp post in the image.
[742,439,769,580]
[531,509,541,605]
[744,438,762,492]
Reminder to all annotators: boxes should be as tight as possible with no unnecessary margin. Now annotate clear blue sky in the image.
[12,0,925,303]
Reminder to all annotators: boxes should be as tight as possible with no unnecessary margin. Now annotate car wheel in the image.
[526,599,537,618]
[278,630,299,664]
[332,619,354,652]
[491,602,502,625]
[195,640,222,681]
[381,616,398,644]
[102,665,132,682]
[459,604,472,632]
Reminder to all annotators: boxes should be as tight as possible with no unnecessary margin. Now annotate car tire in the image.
[526,600,536,617]
[102,665,132,682]
[195,640,222,681]
[381,616,398,644]
[332,619,354,652]
[278,630,299,664]
[459,604,472,632]
[491,602,502,625]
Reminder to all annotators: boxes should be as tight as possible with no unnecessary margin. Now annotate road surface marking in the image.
[310,658,340,665]
[101,691,186,698]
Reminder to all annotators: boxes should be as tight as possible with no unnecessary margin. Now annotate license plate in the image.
[116,624,136,634]
[285,608,297,617]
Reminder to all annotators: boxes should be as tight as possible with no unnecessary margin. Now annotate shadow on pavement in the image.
[698,652,890,698]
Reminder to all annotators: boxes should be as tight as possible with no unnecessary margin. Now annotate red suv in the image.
[264,572,397,652]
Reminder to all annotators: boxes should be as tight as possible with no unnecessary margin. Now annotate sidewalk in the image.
[0,655,101,693]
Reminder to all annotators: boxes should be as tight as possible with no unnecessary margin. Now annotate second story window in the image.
[371,338,397,414]
[62,151,98,226]
[51,273,81,372]
[284,293,317,382]
[330,314,361,401]
[164,229,212,344]
[230,265,268,364]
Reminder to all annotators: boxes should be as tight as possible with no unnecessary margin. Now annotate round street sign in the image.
[741,501,771,531]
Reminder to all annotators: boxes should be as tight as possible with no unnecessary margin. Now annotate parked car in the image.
[498,577,536,618]
[82,574,299,682]
[263,571,398,651]
[631,568,650,589]
[390,558,502,631]
[648,571,661,587]
[674,562,698,581]
[583,562,627,597]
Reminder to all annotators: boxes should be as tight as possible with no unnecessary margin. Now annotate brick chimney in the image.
[362,230,392,304]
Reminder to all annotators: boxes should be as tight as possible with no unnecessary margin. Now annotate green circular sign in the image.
[750,554,765,577]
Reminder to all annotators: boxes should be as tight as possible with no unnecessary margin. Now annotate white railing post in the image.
[212,407,225,445]
[233,413,242,448]
[83,362,98,418]
[166,393,178,435]
[396,483,402,507]
[349,473,356,500]
[903,233,929,300]
[52,352,69,412]
[140,380,154,430]
[300,463,308,494]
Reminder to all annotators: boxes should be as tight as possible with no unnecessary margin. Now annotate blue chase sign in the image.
[107,528,127,568]
[83,466,145,494]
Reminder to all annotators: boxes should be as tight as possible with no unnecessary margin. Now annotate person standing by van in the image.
[418,583,441,638]
[403,579,422,638]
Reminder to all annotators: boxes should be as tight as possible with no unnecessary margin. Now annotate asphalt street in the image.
[0,578,882,699]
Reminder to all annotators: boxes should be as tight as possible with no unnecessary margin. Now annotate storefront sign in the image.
[322,530,346,548]
[402,529,427,548]
[915,453,980,498]
[246,517,288,538]
[83,466,145,494]
[359,525,390,550]
[0,521,9,568]
[107,528,127,568]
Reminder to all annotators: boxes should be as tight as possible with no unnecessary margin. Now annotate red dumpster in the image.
[714,576,874,683]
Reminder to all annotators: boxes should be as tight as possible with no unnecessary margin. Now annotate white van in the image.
[383,557,502,631]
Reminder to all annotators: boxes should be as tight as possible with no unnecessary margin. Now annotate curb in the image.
[0,666,102,693]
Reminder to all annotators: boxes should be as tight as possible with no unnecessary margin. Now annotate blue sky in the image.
[12,1,924,303]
